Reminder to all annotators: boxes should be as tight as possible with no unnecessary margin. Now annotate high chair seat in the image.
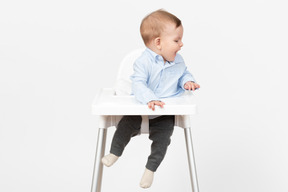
[90,48,200,192]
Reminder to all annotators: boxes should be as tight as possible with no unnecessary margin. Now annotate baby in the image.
[102,9,200,188]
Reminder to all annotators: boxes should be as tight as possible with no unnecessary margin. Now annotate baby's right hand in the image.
[147,100,165,111]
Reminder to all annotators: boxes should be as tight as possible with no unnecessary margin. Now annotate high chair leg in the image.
[91,128,107,192]
[184,127,200,192]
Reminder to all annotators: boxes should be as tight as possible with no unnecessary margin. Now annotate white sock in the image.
[140,168,154,189]
[101,153,119,167]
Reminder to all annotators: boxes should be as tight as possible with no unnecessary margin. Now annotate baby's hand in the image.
[184,81,200,91]
[148,100,165,111]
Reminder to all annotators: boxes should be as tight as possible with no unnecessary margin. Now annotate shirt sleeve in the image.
[130,59,159,104]
[179,68,196,90]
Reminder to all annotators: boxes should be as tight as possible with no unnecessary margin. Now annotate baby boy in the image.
[102,9,200,188]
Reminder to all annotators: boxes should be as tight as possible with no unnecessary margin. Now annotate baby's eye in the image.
[174,40,179,43]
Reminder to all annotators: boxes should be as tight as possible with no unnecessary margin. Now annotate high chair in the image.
[90,48,200,192]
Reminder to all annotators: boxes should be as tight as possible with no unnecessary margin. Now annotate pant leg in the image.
[146,115,175,172]
[110,115,142,156]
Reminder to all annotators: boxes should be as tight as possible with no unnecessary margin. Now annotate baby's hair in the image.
[140,9,182,45]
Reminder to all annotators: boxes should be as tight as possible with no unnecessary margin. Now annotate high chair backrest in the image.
[114,48,145,96]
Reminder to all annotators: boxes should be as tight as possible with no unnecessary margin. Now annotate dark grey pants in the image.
[110,115,175,172]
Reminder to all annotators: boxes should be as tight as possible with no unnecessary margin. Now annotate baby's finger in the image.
[158,101,165,108]
[184,84,189,90]
[184,84,188,90]
[191,84,195,91]
[188,83,192,91]
[151,102,155,111]
[148,102,152,109]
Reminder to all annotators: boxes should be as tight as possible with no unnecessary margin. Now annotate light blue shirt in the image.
[130,48,196,104]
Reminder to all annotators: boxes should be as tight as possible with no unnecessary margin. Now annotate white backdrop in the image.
[1,0,288,192]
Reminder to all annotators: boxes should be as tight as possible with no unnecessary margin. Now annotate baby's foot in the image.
[101,153,119,167]
[140,168,154,188]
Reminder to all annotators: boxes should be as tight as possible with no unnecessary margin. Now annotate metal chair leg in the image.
[184,127,200,192]
[91,128,107,192]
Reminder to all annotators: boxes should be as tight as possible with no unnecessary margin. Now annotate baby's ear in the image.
[154,37,161,49]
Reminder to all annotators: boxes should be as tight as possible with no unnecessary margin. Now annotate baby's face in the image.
[159,23,183,62]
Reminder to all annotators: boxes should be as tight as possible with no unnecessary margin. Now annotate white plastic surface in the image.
[114,48,145,96]
[92,88,197,116]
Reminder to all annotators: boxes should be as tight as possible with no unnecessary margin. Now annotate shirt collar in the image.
[145,48,175,65]
[145,48,160,61]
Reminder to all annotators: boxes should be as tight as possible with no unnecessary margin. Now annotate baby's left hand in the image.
[184,81,200,91]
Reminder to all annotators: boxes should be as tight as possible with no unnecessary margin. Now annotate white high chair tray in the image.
[92,88,197,116]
